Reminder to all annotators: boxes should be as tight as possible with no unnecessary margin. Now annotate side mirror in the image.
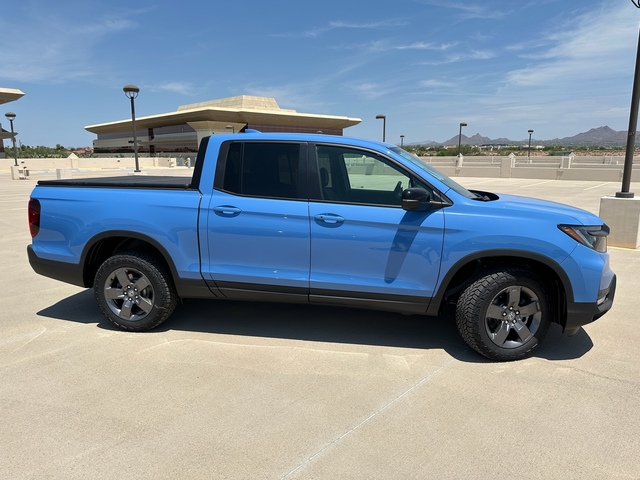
[402,187,436,211]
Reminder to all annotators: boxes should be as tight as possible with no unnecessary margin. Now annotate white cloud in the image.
[391,2,639,140]
[504,3,637,89]
[350,83,387,100]
[77,18,136,35]
[420,79,454,88]
[393,41,454,51]
[422,49,497,65]
[302,19,407,38]
[0,13,135,83]
[244,84,325,112]
[151,82,199,96]
[416,0,512,20]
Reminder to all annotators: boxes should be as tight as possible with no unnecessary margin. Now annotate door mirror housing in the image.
[401,187,441,211]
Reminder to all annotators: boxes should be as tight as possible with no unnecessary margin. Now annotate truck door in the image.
[203,141,311,302]
[308,144,445,313]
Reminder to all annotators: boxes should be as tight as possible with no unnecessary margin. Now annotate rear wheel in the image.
[456,268,550,361]
[94,251,177,331]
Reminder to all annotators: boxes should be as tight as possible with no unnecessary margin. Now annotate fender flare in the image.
[80,230,182,288]
[426,248,574,317]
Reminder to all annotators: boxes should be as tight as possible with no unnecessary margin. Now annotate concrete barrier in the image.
[56,168,72,179]
[419,155,640,182]
[10,165,29,180]
[1,156,179,173]
[2,155,639,182]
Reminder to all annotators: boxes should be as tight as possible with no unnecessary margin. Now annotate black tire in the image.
[456,268,551,361]
[94,251,177,331]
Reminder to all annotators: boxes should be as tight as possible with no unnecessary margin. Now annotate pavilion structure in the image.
[85,95,362,155]
[0,87,25,157]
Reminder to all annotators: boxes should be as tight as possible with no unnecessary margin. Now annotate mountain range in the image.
[417,126,629,147]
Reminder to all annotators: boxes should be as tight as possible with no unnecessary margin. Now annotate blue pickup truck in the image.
[27,132,616,360]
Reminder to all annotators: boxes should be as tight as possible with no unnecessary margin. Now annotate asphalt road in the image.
[1,173,638,479]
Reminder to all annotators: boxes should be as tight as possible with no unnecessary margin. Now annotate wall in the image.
[421,155,640,182]
[1,154,639,182]
[0,156,182,171]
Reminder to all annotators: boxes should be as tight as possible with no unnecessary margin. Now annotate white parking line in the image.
[458,180,493,186]
[584,182,611,191]
[280,357,456,479]
[521,180,555,188]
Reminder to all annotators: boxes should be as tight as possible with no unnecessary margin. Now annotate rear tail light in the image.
[28,198,40,238]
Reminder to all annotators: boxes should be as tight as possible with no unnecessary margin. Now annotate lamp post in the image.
[400,134,405,148]
[528,129,534,162]
[226,124,235,134]
[123,85,141,173]
[4,112,18,166]
[458,122,467,156]
[375,114,386,142]
[598,1,640,248]
[617,1,640,198]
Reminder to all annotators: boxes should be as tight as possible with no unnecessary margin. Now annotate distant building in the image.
[85,95,362,156]
[1,87,25,158]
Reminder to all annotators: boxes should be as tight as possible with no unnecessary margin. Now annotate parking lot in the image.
[1,173,639,479]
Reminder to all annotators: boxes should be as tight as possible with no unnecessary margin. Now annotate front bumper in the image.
[563,274,616,335]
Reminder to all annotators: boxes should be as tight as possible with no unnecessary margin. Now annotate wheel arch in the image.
[428,250,574,327]
[80,231,179,291]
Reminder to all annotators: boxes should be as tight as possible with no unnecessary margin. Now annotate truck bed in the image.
[36,175,196,190]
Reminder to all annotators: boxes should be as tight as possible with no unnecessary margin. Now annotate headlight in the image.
[558,224,609,253]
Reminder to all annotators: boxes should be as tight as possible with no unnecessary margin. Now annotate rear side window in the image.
[219,142,301,199]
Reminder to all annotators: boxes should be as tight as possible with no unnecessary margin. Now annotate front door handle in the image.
[314,213,345,226]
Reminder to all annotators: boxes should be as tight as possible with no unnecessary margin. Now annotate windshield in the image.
[390,147,478,199]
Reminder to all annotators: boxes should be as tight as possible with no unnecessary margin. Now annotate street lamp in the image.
[528,129,534,162]
[375,114,386,142]
[4,112,18,166]
[123,84,141,173]
[226,124,235,134]
[458,122,467,156]
[617,0,640,198]
[400,134,405,148]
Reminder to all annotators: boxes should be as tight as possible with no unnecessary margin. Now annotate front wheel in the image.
[94,251,177,331]
[456,268,551,361]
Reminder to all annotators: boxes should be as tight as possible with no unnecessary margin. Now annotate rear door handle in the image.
[213,206,242,216]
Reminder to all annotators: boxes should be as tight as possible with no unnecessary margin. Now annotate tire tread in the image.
[94,250,178,332]
[456,268,550,361]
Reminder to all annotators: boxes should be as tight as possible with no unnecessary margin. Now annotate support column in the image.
[599,196,640,249]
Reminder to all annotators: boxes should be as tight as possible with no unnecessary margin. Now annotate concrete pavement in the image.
[1,173,638,479]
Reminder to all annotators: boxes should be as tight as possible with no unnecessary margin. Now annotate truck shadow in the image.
[37,289,593,363]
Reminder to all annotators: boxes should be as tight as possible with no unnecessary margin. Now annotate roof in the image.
[0,127,14,140]
[0,87,24,140]
[85,95,361,134]
[0,87,25,105]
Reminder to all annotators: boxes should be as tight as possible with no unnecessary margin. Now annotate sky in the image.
[1,0,640,148]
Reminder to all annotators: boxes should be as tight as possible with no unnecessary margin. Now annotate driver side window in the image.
[317,145,411,206]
